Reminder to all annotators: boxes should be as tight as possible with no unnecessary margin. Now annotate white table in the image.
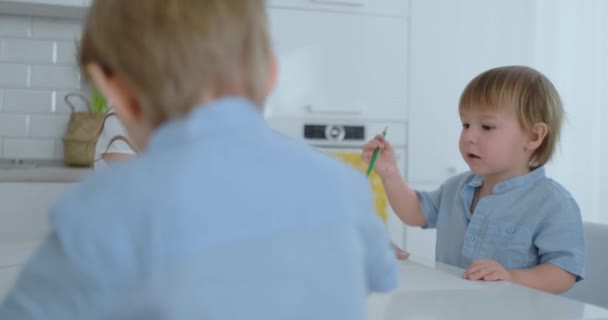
[2,249,608,319]
[0,241,39,300]
[0,265,21,300]
[368,256,608,320]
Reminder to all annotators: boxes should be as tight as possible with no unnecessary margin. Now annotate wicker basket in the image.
[62,93,106,167]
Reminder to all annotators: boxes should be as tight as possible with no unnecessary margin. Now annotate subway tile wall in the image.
[0,14,89,160]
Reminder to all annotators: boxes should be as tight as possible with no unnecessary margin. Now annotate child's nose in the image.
[462,128,477,143]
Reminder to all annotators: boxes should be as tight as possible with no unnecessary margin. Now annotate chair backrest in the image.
[563,222,608,308]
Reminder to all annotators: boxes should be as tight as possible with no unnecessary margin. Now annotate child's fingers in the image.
[466,268,490,281]
[464,271,480,281]
[392,243,410,260]
[464,262,483,275]
[464,259,503,280]
[362,136,394,164]
[463,262,489,279]
[374,134,386,142]
[374,135,393,150]
[362,140,384,152]
[361,151,372,162]
[482,271,501,281]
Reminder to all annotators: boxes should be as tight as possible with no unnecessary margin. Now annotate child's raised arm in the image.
[362,135,426,227]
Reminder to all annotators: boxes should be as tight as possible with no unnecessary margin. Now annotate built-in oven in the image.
[267,118,408,248]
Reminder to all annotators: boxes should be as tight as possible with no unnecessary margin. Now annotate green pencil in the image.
[366,127,387,176]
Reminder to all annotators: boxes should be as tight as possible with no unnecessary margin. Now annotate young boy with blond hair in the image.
[363,66,585,294]
[0,1,398,319]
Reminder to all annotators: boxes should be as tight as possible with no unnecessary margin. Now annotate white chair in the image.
[563,222,608,308]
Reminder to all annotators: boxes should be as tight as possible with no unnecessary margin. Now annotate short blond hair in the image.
[459,66,564,169]
[79,0,272,126]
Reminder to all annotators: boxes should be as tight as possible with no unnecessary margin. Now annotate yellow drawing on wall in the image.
[333,152,388,223]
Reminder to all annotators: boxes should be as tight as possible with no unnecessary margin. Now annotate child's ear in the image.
[86,64,142,124]
[525,122,548,151]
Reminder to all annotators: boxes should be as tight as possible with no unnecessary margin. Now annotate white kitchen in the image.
[0,0,607,319]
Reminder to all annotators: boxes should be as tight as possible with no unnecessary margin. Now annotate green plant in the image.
[91,86,108,113]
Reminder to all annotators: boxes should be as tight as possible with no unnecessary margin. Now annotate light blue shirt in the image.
[418,167,585,280]
[0,97,398,320]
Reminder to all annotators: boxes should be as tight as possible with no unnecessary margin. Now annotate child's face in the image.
[459,104,533,182]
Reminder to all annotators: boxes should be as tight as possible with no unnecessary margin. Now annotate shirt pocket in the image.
[482,222,534,269]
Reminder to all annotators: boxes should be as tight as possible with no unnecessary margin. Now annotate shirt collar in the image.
[147,96,266,152]
[465,166,546,194]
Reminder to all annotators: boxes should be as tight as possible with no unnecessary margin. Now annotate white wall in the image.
[0,14,86,161]
[408,0,538,186]
[533,0,608,223]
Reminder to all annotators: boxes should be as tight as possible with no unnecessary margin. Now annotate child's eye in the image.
[462,123,470,129]
[482,125,495,131]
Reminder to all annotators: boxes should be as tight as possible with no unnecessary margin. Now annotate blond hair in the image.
[79,0,272,126]
[459,66,563,169]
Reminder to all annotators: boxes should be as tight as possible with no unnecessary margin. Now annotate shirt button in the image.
[506,225,516,234]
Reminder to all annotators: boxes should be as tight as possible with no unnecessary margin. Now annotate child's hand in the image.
[361,135,399,180]
[463,259,513,281]
[392,243,410,260]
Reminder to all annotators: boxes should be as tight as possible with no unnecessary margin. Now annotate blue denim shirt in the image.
[0,97,397,320]
[418,167,585,280]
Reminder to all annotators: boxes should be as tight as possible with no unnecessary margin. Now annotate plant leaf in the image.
[91,86,107,113]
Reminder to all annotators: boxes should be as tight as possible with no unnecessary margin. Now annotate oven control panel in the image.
[303,124,365,142]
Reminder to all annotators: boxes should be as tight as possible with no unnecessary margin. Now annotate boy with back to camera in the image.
[0,1,398,319]
[363,66,585,294]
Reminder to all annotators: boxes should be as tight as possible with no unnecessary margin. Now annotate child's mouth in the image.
[467,153,481,159]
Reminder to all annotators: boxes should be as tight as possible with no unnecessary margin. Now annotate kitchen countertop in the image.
[0,160,92,182]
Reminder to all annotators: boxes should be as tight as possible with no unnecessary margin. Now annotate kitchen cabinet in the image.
[0,182,72,245]
[407,0,537,185]
[268,0,408,17]
[0,182,71,299]
[266,8,408,121]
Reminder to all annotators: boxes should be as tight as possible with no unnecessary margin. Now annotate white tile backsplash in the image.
[0,114,29,137]
[29,114,69,138]
[31,19,81,40]
[3,138,59,160]
[3,89,54,113]
[56,41,77,65]
[30,65,80,89]
[55,140,64,159]
[0,16,30,37]
[0,15,85,161]
[0,63,28,87]
[0,39,54,63]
